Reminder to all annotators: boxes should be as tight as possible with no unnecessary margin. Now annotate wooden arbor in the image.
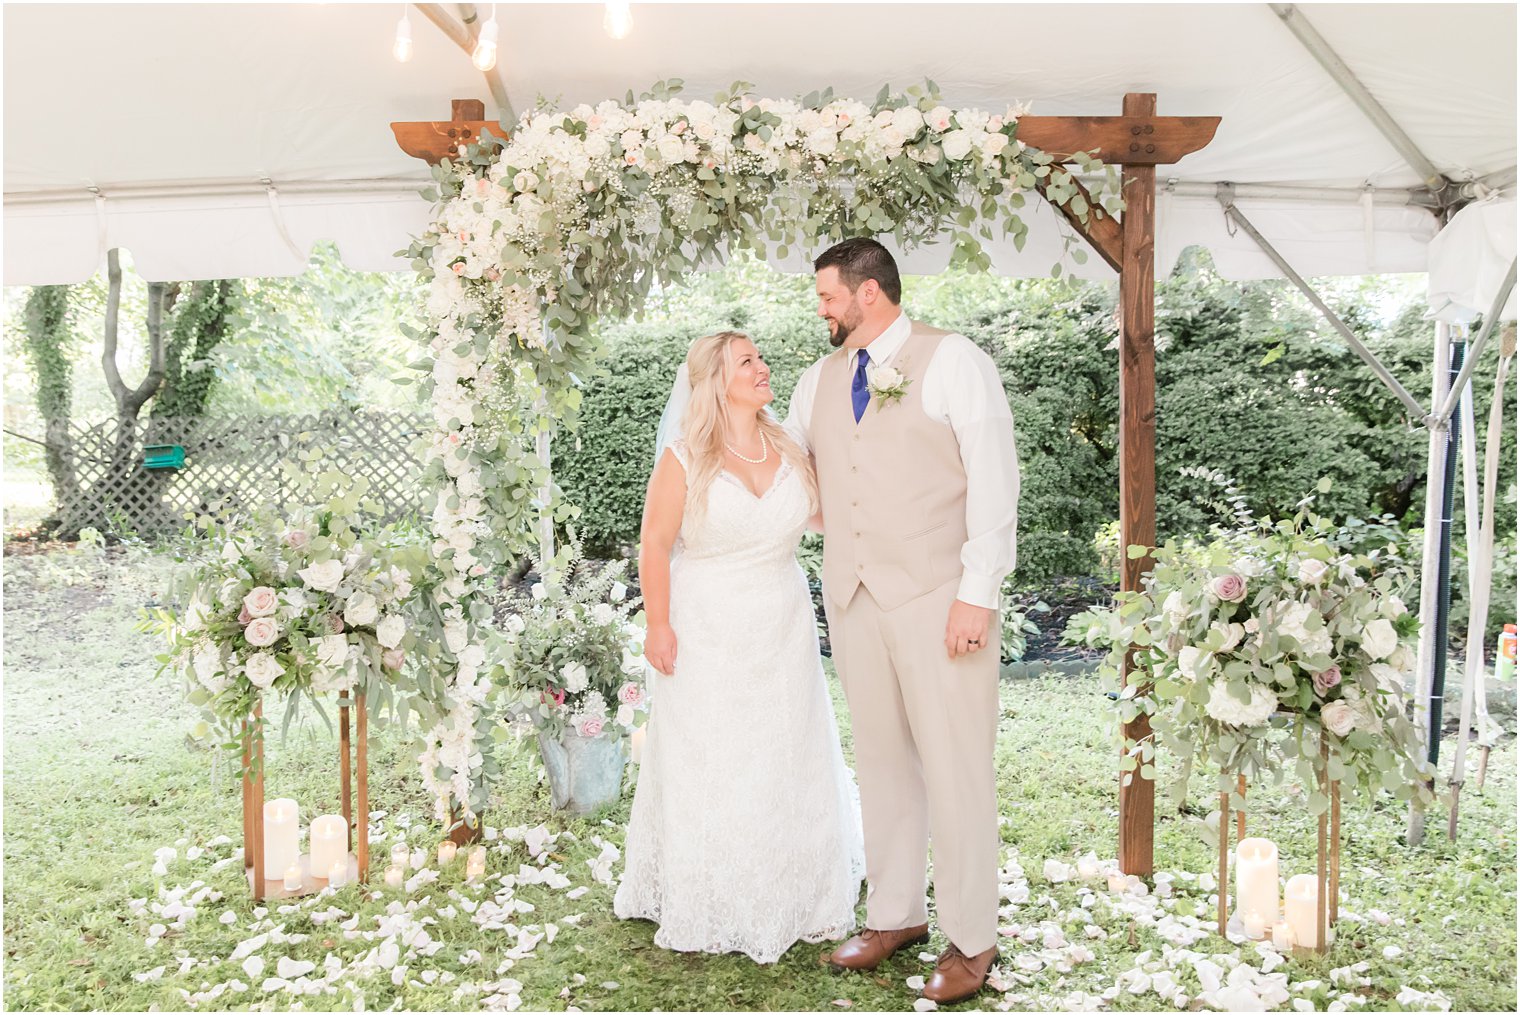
[393,93,1219,876]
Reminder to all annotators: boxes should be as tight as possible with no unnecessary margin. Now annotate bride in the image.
[613,330,864,964]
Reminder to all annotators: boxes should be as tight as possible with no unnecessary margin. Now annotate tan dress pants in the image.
[825,576,1001,956]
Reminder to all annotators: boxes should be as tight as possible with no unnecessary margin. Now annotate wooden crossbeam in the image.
[391,106,1218,168]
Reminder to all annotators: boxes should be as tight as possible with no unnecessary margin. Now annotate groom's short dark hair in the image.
[814,238,902,305]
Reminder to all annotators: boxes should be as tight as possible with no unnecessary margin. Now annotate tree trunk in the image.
[21,285,80,532]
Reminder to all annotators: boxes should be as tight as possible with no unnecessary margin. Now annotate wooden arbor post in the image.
[392,92,1218,878]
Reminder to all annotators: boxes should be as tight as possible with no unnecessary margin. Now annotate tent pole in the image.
[1448,357,1481,838]
[1269,4,1450,198]
[1407,323,1454,846]
[1215,188,1427,420]
[536,320,555,563]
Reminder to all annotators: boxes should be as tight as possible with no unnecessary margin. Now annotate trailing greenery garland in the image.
[405,79,1121,826]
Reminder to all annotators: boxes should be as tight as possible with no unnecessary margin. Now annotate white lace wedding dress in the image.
[614,440,865,964]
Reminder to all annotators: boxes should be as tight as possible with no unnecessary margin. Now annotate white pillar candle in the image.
[1243,909,1266,940]
[1272,920,1294,950]
[1235,837,1280,925]
[310,815,347,877]
[1285,874,1321,949]
[438,840,458,865]
[263,798,300,881]
[630,726,646,765]
[384,865,405,890]
[466,845,486,881]
[327,859,348,888]
[282,863,303,892]
[390,841,410,868]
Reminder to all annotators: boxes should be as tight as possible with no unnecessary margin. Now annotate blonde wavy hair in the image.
[680,331,818,526]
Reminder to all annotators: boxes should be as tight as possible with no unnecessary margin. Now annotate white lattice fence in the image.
[53,411,427,537]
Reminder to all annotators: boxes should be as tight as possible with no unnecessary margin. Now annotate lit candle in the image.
[263,799,300,881]
[438,840,458,865]
[390,841,410,868]
[1284,874,1321,949]
[282,862,303,892]
[468,845,487,867]
[384,865,405,890]
[630,727,646,765]
[1272,920,1294,950]
[1107,872,1127,893]
[1235,838,1280,926]
[327,859,348,888]
[1243,909,1266,940]
[466,845,487,881]
[310,815,347,878]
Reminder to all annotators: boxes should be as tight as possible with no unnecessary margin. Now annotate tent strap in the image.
[1215,184,1429,423]
[1431,260,1518,425]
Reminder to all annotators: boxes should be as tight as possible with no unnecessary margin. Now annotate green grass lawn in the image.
[3,545,1515,1011]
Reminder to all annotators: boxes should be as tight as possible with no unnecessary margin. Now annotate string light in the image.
[472,4,499,71]
[604,1,632,40]
[393,5,413,63]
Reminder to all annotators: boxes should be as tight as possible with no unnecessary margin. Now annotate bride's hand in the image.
[646,623,678,676]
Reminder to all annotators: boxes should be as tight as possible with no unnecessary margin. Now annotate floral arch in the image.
[395,82,1204,862]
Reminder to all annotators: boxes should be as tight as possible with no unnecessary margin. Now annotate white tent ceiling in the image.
[3,2,1515,286]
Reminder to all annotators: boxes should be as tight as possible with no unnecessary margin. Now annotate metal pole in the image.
[536,318,555,562]
[1269,4,1450,196]
[1216,188,1429,420]
[1407,322,1452,846]
[1427,338,1465,768]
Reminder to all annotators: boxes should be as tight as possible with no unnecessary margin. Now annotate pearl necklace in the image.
[724,430,769,464]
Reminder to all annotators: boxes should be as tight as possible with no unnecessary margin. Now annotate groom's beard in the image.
[826,308,862,348]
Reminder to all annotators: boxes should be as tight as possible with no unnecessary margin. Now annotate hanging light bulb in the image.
[472,6,499,71]
[604,1,633,40]
[393,6,413,63]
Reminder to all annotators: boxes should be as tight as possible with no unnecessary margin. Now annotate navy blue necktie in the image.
[851,350,871,423]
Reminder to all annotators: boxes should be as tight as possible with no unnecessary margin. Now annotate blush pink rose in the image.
[244,616,280,648]
[617,682,644,707]
[283,528,310,549]
[381,647,405,671]
[1211,574,1247,603]
[452,263,465,275]
[541,687,567,708]
[1312,665,1342,696]
[1321,700,1356,737]
[238,603,253,625]
[243,586,279,618]
[577,716,605,738]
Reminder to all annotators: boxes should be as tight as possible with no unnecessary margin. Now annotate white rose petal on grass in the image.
[913,999,939,1013]
[277,957,316,979]
[906,975,926,991]
[243,954,265,980]
[132,966,166,982]
[219,911,237,925]
[1383,945,1403,959]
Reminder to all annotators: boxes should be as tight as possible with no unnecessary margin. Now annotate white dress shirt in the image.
[784,312,1021,609]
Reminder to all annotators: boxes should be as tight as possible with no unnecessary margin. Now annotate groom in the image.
[786,238,1020,1004]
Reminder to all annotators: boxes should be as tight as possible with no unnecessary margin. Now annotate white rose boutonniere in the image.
[868,362,911,410]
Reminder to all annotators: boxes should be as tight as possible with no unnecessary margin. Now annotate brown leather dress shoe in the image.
[826,923,931,971]
[921,942,998,1004]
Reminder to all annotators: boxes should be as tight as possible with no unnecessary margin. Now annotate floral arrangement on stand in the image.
[145,466,428,754]
[490,540,648,746]
[1085,475,1439,813]
[407,77,1122,827]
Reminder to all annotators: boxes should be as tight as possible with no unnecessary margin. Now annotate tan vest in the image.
[809,321,968,612]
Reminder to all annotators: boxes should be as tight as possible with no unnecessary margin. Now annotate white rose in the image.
[315,633,349,670]
[584,133,611,159]
[1382,595,1408,618]
[1214,622,1246,653]
[280,588,308,616]
[940,129,973,161]
[1297,558,1330,585]
[615,703,635,728]
[444,618,470,655]
[245,652,284,690]
[456,470,483,499]
[1362,618,1398,661]
[891,105,924,138]
[343,591,379,628]
[505,613,527,635]
[590,603,616,627]
[610,581,628,602]
[376,614,406,650]
[243,586,279,618]
[1387,644,1415,676]
[980,132,1010,158]
[1369,663,1406,695]
[561,662,589,694]
[870,365,903,391]
[1177,646,1213,681]
[511,170,538,193]
[1162,591,1188,622]
[656,133,685,164]
[298,559,345,594]
[1203,681,1278,727]
[1321,701,1356,737]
